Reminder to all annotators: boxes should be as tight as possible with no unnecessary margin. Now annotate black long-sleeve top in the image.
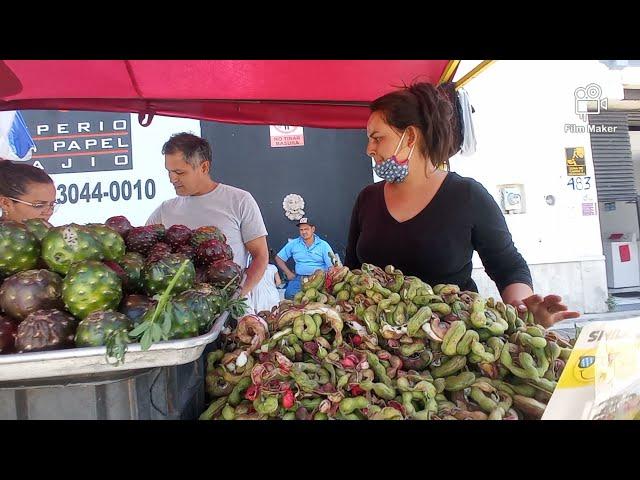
[344,173,532,293]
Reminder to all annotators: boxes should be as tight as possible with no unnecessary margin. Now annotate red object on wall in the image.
[619,244,631,262]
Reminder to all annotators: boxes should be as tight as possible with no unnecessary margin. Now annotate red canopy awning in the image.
[0,60,451,128]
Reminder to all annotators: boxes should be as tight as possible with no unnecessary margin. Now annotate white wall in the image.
[451,60,617,312]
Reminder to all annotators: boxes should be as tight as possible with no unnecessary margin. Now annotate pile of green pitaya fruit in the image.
[0,216,245,361]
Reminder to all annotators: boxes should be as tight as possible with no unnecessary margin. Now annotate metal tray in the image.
[0,310,230,382]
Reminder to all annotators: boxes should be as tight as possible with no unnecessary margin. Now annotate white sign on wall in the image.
[269,125,304,148]
[19,111,200,228]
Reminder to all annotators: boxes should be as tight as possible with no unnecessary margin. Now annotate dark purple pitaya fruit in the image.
[194,239,228,267]
[146,242,173,265]
[174,243,196,260]
[222,243,234,261]
[195,267,208,285]
[105,216,133,237]
[190,226,226,248]
[119,294,157,328]
[148,224,166,241]
[125,226,162,256]
[165,225,192,249]
[0,269,64,322]
[0,314,18,354]
[206,259,243,289]
[15,309,76,353]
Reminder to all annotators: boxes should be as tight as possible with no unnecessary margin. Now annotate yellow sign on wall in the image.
[565,147,587,176]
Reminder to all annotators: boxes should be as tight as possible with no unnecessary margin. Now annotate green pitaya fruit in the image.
[173,289,218,333]
[75,310,132,347]
[165,225,192,248]
[125,226,161,256]
[190,226,226,248]
[62,260,123,320]
[119,252,145,292]
[119,294,156,327]
[142,254,195,297]
[41,224,104,275]
[105,216,132,237]
[15,309,76,353]
[103,260,127,283]
[192,283,223,297]
[24,218,52,242]
[206,259,243,289]
[0,221,40,276]
[0,269,64,321]
[137,299,198,340]
[0,314,18,354]
[86,224,126,262]
[165,300,199,339]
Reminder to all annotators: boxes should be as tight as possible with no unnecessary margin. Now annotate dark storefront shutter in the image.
[590,112,636,202]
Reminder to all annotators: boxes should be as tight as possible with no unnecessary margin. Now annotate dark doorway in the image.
[200,121,373,262]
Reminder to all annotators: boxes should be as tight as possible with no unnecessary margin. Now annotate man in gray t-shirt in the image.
[146,132,268,299]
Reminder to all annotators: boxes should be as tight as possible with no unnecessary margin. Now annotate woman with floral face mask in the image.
[344,83,578,328]
[0,159,58,223]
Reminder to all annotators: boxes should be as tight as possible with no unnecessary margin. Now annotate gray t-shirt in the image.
[146,183,268,267]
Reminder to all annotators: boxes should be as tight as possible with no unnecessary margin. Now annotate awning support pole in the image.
[438,60,461,84]
[454,60,496,90]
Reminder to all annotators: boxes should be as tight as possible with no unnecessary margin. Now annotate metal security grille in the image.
[628,111,640,127]
[590,112,636,202]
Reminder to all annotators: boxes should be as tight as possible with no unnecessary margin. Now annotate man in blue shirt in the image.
[275,218,335,300]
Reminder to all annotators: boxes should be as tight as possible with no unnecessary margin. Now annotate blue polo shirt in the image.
[277,235,334,276]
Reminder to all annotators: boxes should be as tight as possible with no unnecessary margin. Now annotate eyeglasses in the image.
[8,197,61,212]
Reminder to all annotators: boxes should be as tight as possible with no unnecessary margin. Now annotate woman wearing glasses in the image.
[0,159,58,222]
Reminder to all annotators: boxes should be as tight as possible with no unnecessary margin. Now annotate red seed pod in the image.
[244,384,260,401]
[350,385,366,396]
[282,389,295,409]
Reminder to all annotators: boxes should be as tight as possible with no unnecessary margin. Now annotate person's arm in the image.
[241,236,268,298]
[237,192,269,297]
[344,191,362,269]
[274,269,283,287]
[470,180,578,327]
[275,251,296,281]
[322,243,335,270]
